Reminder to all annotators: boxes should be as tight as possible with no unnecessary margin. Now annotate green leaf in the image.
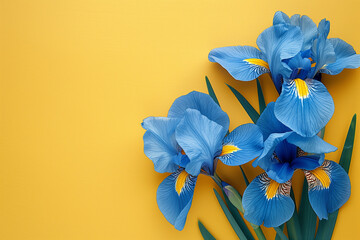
[338,114,356,173]
[205,76,220,106]
[239,166,249,186]
[299,180,317,240]
[315,114,356,240]
[214,189,248,240]
[274,226,289,240]
[256,78,266,114]
[198,220,216,240]
[287,189,302,240]
[275,224,285,240]
[226,84,260,123]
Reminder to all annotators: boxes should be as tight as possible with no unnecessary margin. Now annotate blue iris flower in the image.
[273,11,360,137]
[209,11,360,137]
[142,91,264,230]
[242,103,351,227]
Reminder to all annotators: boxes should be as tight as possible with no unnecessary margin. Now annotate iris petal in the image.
[208,46,269,81]
[175,109,225,176]
[274,78,334,137]
[256,102,290,140]
[253,132,293,169]
[290,14,317,50]
[257,24,303,92]
[291,154,325,171]
[242,173,294,227]
[218,123,264,166]
[168,91,230,131]
[304,160,351,220]
[320,38,360,75]
[142,117,181,173]
[273,11,290,25]
[156,168,197,230]
[310,21,336,78]
[286,133,337,154]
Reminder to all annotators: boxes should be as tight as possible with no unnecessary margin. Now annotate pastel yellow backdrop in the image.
[0,0,359,239]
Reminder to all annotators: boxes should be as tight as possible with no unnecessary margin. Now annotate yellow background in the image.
[0,0,359,239]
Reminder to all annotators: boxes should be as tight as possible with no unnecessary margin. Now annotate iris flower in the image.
[208,11,360,137]
[241,103,351,227]
[142,91,263,230]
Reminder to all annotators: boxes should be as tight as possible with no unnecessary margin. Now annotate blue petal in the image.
[286,133,337,154]
[274,78,334,137]
[168,91,230,131]
[305,160,351,220]
[142,117,181,173]
[175,109,225,176]
[242,173,294,227]
[286,53,312,74]
[218,123,264,166]
[318,19,330,38]
[273,11,290,25]
[257,24,303,92]
[256,102,290,140]
[253,132,293,169]
[290,14,317,50]
[266,161,294,183]
[208,46,270,81]
[291,154,324,170]
[156,168,197,230]
[320,38,360,75]
[310,21,336,78]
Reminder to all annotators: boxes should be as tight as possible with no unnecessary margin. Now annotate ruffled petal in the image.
[274,78,334,137]
[310,20,336,77]
[242,173,294,227]
[286,133,337,154]
[208,46,270,81]
[273,11,290,25]
[256,102,290,140]
[320,38,360,75]
[266,161,294,183]
[175,109,225,176]
[291,154,324,170]
[253,132,293,169]
[156,168,197,230]
[290,14,317,50]
[304,160,351,220]
[168,91,230,131]
[257,24,303,92]
[218,123,264,166]
[142,117,181,173]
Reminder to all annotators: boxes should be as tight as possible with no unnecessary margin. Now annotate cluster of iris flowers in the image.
[142,11,359,239]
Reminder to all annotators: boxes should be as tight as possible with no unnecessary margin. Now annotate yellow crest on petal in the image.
[266,180,280,200]
[175,171,189,195]
[294,78,309,99]
[243,58,269,70]
[310,167,331,188]
[220,144,240,156]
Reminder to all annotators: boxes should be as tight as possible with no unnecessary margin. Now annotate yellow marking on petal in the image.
[266,180,280,200]
[310,167,330,188]
[220,145,240,156]
[309,57,313,62]
[175,171,189,195]
[243,58,269,70]
[181,149,186,155]
[294,78,309,99]
[311,62,317,68]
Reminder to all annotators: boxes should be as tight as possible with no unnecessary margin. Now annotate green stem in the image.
[274,226,289,240]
